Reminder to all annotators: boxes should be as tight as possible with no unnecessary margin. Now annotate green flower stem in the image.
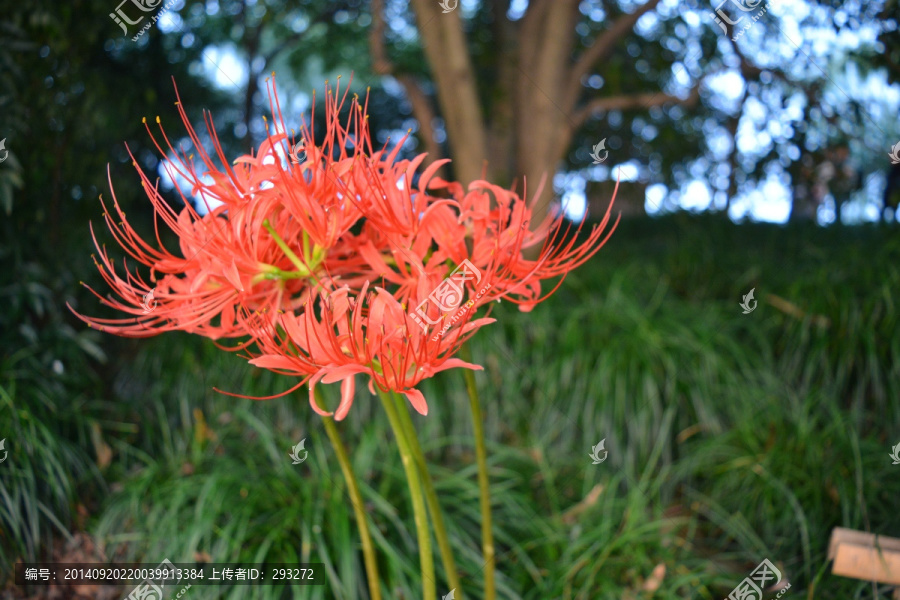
[376,387,437,600]
[262,219,311,275]
[460,343,495,600]
[390,391,463,599]
[318,403,382,600]
[250,265,312,285]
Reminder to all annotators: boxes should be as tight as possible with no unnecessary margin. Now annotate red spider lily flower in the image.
[255,76,372,250]
[69,76,386,340]
[427,176,621,312]
[229,282,494,420]
[71,70,620,423]
[74,177,321,339]
[353,149,458,240]
[348,173,620,324]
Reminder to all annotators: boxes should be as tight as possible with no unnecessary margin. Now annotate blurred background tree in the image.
[49,0,895,225]
[168,0,896,224]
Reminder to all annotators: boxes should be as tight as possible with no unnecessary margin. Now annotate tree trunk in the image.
[513,0,579,216]
[587,180,645,220]
[397,0,690,237]
[788,184,818,222]
[407,0,490,184]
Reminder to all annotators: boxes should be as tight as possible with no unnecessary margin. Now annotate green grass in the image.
[0,249,115,573]
[4,214,900,598]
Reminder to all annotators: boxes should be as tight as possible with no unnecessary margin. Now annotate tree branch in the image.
[564,0,663,112]
[570,84,701,130]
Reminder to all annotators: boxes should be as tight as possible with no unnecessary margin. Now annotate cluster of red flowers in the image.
[72,76,619,420]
